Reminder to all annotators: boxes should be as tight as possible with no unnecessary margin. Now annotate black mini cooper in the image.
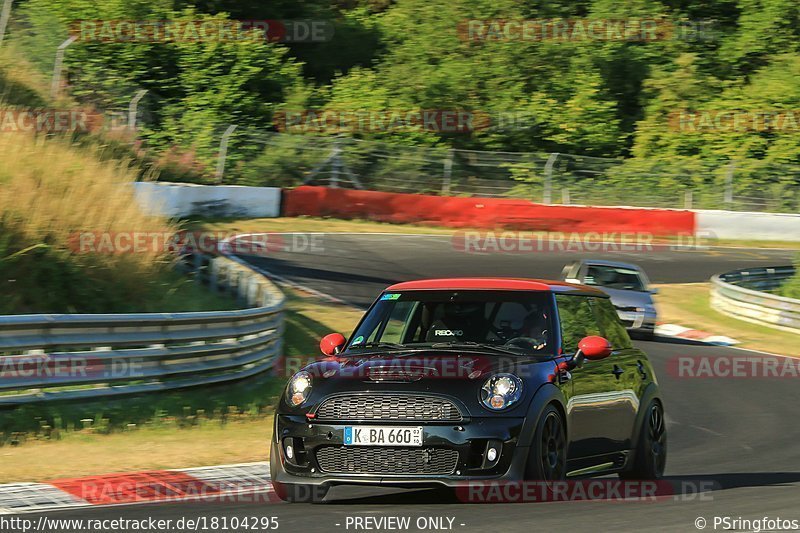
[270,278,666,502]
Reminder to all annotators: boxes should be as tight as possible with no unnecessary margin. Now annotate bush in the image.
[781,254,800,300]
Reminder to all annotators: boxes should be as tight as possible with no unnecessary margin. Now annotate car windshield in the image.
[346,290,555,356]
[584,265,646,292]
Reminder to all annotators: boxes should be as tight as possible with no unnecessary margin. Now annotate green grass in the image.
[0,416,274,482]
[144,270,240,313]
[655,283,800,356]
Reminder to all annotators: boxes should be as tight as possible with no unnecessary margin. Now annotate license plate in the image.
[344,426,423,446]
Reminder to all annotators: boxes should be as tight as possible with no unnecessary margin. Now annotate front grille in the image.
[316,447,459,475]
[315,395,462,422]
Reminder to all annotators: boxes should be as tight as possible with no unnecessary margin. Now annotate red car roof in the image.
[385,277,606,295]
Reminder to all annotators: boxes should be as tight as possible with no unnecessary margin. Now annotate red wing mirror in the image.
[578,336,613,361]
[320,333,346,356]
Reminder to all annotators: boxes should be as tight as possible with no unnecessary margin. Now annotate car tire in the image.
[525,405,567,487]
[272,481,329,504]
[620,400,667,480]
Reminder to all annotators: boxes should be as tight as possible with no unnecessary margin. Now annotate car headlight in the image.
[286,371,312,406]
[480,373,523,411]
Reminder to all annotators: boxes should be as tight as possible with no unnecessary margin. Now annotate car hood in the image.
[281,350,558,418]
[595,287,654,308]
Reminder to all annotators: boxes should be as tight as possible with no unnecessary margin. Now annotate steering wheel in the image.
[504,333,548,351]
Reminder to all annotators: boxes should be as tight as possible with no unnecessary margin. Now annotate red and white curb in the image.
[655,323,739,346]
[0,462,273,515]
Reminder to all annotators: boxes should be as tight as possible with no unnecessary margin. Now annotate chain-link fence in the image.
[237,132,800,212]
[3,8,800,213]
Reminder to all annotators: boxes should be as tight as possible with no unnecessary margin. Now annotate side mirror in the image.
[649,287,660,295]
[578,335,613,361]
[320,333,346,356]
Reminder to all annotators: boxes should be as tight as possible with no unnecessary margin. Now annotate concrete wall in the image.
[696,210,800,241]
[134,182,281,218]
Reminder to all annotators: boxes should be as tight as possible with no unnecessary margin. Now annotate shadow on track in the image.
[322,472,800,505]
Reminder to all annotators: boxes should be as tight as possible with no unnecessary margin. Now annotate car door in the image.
[589,296,641,451]
[555,294,628,462]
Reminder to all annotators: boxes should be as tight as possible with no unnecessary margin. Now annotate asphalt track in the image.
[27,234,800,532]
[238,233,796,308]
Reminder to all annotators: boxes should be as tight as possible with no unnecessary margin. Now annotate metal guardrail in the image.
[710,266,800,333]
[0,253,285,405]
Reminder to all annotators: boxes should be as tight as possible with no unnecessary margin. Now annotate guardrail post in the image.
[225,265,234,294]
[237,270,247,305]
[209,258,219,292]
[248,277,259,307]
[561,188,570,205]
[684,190,693,209]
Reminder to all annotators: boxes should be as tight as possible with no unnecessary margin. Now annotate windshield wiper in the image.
[349,341,408,350]
[429,341,523,356]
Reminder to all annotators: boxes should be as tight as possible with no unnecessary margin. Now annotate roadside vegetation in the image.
[779,254,800,299]
[0,130,239,314]
[5,0,800,208]
[654,283,800,357]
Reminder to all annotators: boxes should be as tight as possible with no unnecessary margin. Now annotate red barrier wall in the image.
[283,186,696,235]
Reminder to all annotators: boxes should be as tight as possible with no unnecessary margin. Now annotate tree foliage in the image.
[7,0,800,194]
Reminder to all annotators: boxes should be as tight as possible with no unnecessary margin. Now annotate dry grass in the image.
[0,133,170,268]
[0,43,65,107]
[0,417,273,483]
[0,131,181,313]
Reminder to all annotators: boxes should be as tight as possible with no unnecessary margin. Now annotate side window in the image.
[591,297,633,349]
[555,295,602,353]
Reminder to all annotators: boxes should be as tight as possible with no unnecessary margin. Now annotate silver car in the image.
[560,259,658,339]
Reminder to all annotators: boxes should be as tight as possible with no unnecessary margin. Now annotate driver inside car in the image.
[423,301,548,351]
[425,302,486,342]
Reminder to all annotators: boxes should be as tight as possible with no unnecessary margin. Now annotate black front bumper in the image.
[271,414,530,488]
